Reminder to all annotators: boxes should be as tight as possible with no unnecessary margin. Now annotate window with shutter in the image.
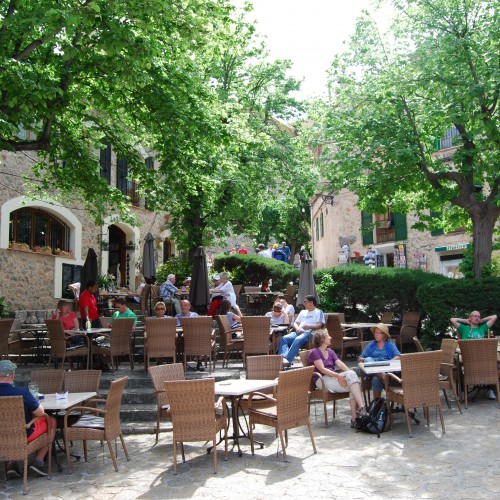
[361,211,374,245]
[393,212,407,240]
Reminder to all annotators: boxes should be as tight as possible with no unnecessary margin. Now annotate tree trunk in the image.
[469,206,499,279]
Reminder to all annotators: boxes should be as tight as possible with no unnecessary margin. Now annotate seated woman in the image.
[308,329,367,427]
[52,300,79,331]
[149,301,172,319]
[265,302,289,326]
[219,299,240,329]
[358,323,401,399]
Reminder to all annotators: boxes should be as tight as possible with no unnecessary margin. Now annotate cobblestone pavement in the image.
[1,392,499,499]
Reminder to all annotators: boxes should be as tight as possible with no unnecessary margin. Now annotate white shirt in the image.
[295,308,325,332]
[217,280,235,301]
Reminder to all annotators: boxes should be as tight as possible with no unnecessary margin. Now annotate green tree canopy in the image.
[311,0,500,278]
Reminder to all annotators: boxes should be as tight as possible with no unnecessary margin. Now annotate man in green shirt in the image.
[112,298,138,325]
[450,310,498,400]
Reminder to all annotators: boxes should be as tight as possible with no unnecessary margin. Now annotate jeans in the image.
[278,330,312,363]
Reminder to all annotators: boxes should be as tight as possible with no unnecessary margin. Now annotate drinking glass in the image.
[28,382,39,399]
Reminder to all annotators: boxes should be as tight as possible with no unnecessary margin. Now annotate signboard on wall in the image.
[393,244,407,269]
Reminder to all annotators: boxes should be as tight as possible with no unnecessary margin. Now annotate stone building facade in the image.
[0,148,175,311]
[310,187,471,276]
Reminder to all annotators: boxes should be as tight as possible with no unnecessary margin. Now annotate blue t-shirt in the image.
[358,340,401,361]
[0,383,40,436]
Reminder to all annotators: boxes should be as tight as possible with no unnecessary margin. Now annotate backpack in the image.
[355,397,388,438]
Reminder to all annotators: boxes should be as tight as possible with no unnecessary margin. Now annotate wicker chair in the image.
[395,312,421,353]
[325,314,360,359]
[439,339,462,413]
[144,317,177,370]
[30,369,64,394]
[0,396,53,494]
[93,317,135,371]
[380,312,394,324]
[182,317,216,371]
[298,350,350,427]
[458,338,500,408]
[45,319,90,369]
[238,355,283,412]
[233,284,242,299]
[63,376,129,473]
[241,316,271,361]
[0,318,15,360]
[244,286,263,316]
[384,351,445,437]
[248,365,316,461]
[215,315,243,368]
[283,284,297,305]
[99,316,113,328]
[413,336,425,352]
[165,378,228,474]
[148,363,185,444]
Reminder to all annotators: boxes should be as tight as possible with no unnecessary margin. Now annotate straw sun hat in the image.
[370,323,391,339]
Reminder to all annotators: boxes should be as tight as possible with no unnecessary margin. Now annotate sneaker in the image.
[6,462,21,479]
[357,407,369,418]
[29,460,48,477]
[487,389,496,400]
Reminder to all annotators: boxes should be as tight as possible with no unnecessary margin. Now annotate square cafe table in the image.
[358,359,401,375]
[214,379,278,456]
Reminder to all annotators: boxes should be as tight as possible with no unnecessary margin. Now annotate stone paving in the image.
[1,388,499,499]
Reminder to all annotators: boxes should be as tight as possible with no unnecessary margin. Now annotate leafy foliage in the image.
[311,0,500,278]
[315,274,338,313]
[156,258,192,288]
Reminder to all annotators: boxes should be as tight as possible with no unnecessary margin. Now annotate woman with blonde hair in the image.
[308,329,367,427]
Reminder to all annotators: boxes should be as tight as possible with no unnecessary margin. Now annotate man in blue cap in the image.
[0,360,55,478]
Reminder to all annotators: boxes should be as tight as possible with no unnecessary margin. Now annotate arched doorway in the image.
[109,225,127,286]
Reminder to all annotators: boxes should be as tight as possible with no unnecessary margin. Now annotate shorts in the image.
[27,416,54,443]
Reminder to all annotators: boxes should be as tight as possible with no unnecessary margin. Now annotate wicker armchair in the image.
[182,317,216,371]
[439,339,462,413]
[144,317,177,370]
[380,312,394,324]
[215,315,243,368]
[0,396,52,494]
[283,284,297,306]
[93,317,135,371]
[148,363,185,444]
[30,369,64,394]
[325,314,360,359]
[238,355,283,412]
[241,316,271,361]
[395,312,421,353]
[298,350,350,426]
[413,336,425,352]
[63,376,129,473]
[458,338,500,408]
[248,365,316,461]
[0,318,15,360]
[45,319,89,369]
[384,351,445,437]
[165,378,228,474]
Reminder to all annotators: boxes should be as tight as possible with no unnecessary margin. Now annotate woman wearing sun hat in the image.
[358,323,401,399]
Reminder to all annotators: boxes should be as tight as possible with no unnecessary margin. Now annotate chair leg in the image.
[180,442,185,462]
[404,407,413,437]
[278,431,287,462]
[307,422,317,454]
[65,436,72,474]
[119,433,129,461]
[106,439,118,471]
[249,416,255,455]
[173,440,177,475]
[155,411,160,444]
[22,458,28,495]
[322,399,328,427]
[442,389,451,409]
[83,440,88,462]
[450,381,462,413]
[437,404,445,434]
[464,383,468,409]
[212,438,217,474]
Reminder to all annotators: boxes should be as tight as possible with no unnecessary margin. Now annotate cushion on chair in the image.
[70,415,105,429]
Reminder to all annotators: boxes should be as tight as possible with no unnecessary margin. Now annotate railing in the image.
[376,227,395,243]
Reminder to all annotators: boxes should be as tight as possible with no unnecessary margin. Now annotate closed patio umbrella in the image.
[189,246,210,315]
[141,233,156,285]
[296,251,319,307]
[81,247,98,287]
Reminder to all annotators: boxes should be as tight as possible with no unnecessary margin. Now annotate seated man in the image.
[0,360,55,478]
[175,300,199,327]
[159,274,181,315]
[112,297,138,325]
[278,295,325,364]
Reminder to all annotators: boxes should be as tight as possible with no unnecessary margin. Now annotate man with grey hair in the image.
[159,273,181,315]
[0,360,55,478]
[212,272,242,316]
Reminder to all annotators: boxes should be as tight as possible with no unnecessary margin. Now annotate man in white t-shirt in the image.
[278,295,325,364]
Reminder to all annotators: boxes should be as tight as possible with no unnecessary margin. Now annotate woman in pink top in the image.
[52,300,79,330]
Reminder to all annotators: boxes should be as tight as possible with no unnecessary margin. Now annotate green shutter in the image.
[394,212,407,240]
[361,211,374,245]
[430,210,444,236]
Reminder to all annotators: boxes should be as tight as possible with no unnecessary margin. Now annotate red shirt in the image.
[238,248,248,254]
[79,290,98,320]
[51,312,78,330]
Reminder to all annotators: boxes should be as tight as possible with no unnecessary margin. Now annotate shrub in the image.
[417,277,500,348]
[316,274,338,313]
[213,254,299,291]
[156,257,192,286]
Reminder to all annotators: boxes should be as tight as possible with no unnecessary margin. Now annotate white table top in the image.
[342,322,392,329]
[65,328,111,335]
[358,360,401,375]
[214,379,277,397]
[41,392,97,411]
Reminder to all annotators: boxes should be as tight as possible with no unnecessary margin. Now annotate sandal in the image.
[350,420,357,429]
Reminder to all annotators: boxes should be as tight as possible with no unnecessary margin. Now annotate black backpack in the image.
[355,397,388,438]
